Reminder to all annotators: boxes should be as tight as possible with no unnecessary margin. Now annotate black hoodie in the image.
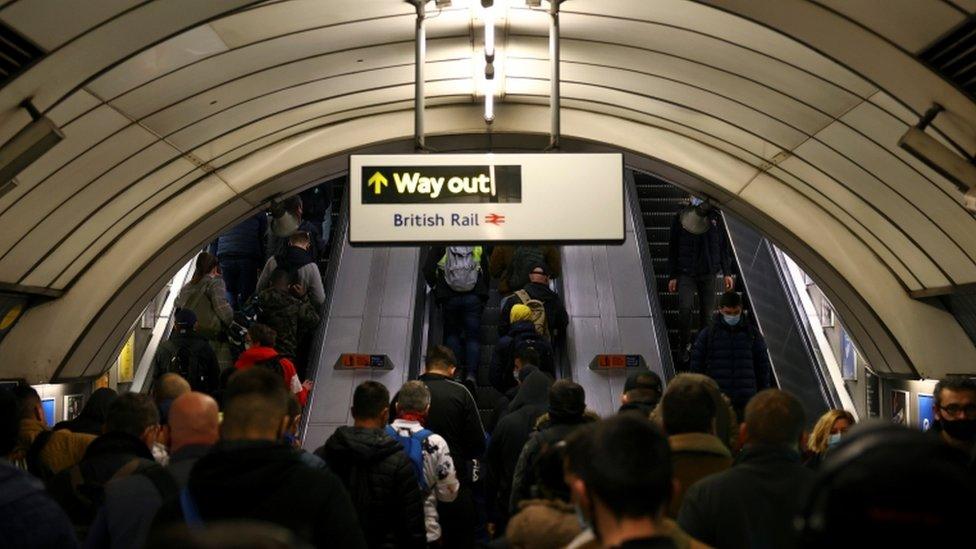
[486,366,553,524]
[318,427,426,549]
[154,440,367,549]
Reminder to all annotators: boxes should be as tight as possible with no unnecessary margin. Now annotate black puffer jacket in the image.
[486,366,553,524]
[318,427,426,549]
[690,313,773,410]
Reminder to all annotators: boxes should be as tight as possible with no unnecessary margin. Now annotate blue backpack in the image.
[386,425,434,492]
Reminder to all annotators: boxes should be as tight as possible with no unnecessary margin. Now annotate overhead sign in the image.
[349,153,623,244]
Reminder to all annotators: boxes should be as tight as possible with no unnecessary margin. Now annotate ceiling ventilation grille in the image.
[919,16,976,99]
[0,21,44,88]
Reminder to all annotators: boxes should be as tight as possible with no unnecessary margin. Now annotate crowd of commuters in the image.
[2,189,975,547]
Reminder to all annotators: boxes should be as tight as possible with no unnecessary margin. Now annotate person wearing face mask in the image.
[803,409,855,469]
[930,377,976,468]
[389,380,460,545]
[666,196,734,367]
[689,291,772,420]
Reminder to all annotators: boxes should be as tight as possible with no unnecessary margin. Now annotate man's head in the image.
[287,231,311,251]
[718,291,743,326]
[283,195,303,218]
[425,345,457,377]
[514,346,540,376]
[105,393,161,449]
[247,323,277,349]
[933,377,976,445]
[549,380,586,423]
[351,381,390,428]
[1,387,19,456]
[166,392,219,453]
[564,415,673,542]
[621,370,663,408]
[221,367,291,441]
[397,380,431,418]
[269,268,293,290]
[155,373,191,406]
[12,384,42,422]
[528,263,549,285]
[173,308,197,332]
[662,381,717,435]
[741,389,805,449]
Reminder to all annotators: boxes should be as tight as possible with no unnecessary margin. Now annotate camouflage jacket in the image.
[256,288,321,356]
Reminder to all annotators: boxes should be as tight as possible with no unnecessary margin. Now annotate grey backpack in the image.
[441,246,481,292]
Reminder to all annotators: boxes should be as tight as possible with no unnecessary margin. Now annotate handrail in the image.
[131,259,195,393]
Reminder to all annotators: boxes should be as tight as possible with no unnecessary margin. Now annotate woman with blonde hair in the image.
[805,409,855,469]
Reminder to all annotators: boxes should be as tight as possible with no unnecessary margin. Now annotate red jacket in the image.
[235,346,308,406]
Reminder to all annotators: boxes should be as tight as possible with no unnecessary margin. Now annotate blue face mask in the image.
[827,432,842,449]
[690,197,704,206]
[723,314,741,326]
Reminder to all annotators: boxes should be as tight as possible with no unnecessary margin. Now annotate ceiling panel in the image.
[106,19,425,120]
[765,165,920,290]
[510,14,865,119]
[777,155,945,288]
[0,105,130,212]
[167,76,472,152]
[508,36,833,135]
[815,0,963,54]
[46,90,102,128]
[0,0,254,149]
[208,0,416,49]
[796,134,974,284]
[0,124,157,276]
[7,141,182,284]
[87,24,230,100]
[142,48,471,137]
[0,0,144,50]
[45,164,209,289]
[556,1,877,97]
[827,106,976,260]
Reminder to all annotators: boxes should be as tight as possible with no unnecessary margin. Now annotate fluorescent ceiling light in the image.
[0,101,63,185]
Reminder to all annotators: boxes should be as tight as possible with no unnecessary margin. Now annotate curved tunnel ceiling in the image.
[0,0,975,383]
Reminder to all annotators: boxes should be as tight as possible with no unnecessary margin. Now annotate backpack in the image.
[170,345,197,383]
[385,425,434,492]
[176,279,223,340]
[227,294,263,351]
[507,246,546,292]
[440,246,481,292]
[514,289,550,339]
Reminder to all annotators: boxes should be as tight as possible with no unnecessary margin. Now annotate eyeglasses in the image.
[938,404,976,417]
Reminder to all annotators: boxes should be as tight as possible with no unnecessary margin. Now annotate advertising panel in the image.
[917,393,936,432]
[891,390,909,426]
[840,328,856,380]
[349,153,624,244]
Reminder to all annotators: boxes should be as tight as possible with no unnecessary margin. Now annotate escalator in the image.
[632,171,832,419]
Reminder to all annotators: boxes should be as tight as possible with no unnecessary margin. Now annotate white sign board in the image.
[349,153,624,244]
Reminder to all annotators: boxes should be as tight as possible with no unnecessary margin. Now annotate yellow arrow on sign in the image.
[368,171,388,194]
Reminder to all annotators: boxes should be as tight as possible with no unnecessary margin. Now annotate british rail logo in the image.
[361,165,522,204]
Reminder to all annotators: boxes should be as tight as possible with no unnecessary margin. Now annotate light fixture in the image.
[898,103,976,212]
[482,0,496,123]
[434,0,452,7]
[0,99,63,185]
[525,0,542,6]
[484,77,495,123]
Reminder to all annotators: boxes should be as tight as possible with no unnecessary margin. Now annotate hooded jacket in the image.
[690,313,772,409]
[11,418,95,478]
[486,366,554,523]
[256,245,326,306]
[255,286,320,357]
[491,322,556,392]
[154,440,367,549]
[151,329,221,394]
[318,427,426,549]
[0,460,79,548]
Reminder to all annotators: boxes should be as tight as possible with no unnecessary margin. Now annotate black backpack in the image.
[507,246,546,292]
[170,346,197,383]
[228,294,263,352]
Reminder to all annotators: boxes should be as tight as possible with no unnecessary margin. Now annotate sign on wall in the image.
[840,328,857,380]
[349,153,624,244]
